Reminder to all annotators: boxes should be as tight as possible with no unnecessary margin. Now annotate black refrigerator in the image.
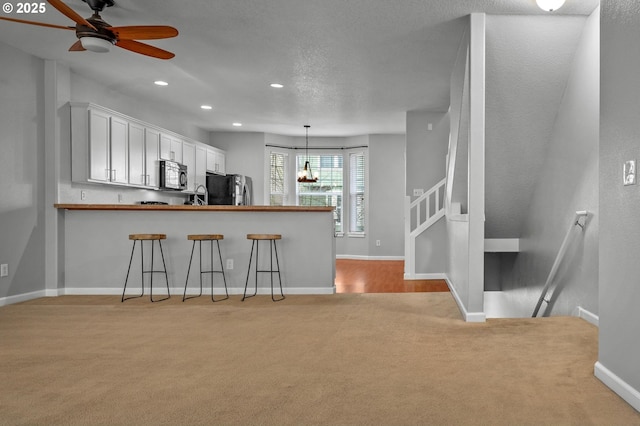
[206,174,252,205]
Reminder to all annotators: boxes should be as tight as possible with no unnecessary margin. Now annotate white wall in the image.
[0,41,46,299]
[598,0,640,412]
[497,9,600,318]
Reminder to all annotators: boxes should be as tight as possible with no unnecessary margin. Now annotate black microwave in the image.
[159,160,187,190]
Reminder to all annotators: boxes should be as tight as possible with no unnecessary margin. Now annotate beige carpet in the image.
[0,293,638,425]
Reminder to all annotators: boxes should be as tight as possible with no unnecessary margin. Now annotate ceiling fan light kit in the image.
[0,0,178,59]
[80,36,113,52]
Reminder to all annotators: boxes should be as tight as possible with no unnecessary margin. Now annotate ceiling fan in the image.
[0,0,178,59]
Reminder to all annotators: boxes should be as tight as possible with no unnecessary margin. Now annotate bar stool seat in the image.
[183,234,229,302]
[243,234,284,302]
[122,234,170,302]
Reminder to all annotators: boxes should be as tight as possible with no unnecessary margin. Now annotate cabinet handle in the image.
[146,174,150,186]
[111,169,116,181]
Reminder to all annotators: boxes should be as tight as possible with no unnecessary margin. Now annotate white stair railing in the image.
[404,178,446,279]
[532,210,589,317]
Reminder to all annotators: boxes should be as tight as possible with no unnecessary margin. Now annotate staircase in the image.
[404,178,446,279]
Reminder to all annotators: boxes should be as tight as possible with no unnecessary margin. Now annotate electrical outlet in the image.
[0,264,8,277]
[80,190,86,200]
[226,259,234,270]
[376,240,381,247]
[413,189,424,196]
[118,193,124,203]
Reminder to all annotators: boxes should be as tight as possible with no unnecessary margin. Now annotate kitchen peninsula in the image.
[55,204,336,296]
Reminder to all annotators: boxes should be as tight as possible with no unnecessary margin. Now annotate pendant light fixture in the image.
[297,125,318,183]
[536,0,565,12]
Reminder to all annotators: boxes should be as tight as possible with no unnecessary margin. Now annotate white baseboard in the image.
[576,306,599,327]
[595,361,640,413]
[444,275,486,323]
[0,290,51,306]
[336,255,404,261]
[404,273,447,280]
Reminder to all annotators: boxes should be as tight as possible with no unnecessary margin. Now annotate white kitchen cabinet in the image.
[182,141,196,192]
[195,145,207,190]
[109,116,129,184]
[128,122,146,186]
[71,102,224,192]
[145,128,160,188]
[83,106,128,184]
[129,123,160,188]
[87,108,110,182]
[206,148,226,175]
[160,133,183,164]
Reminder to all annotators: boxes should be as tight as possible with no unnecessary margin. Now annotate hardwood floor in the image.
[335,259,449,293]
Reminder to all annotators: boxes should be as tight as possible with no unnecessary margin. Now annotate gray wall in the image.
[0,41,46,299]
[406,111,449,274]
[368,134,405,258]
[210,131,267,205]
[599,0,640,410]
[497,9,599,318]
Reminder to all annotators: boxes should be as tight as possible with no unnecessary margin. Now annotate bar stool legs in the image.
[122,234,170,302]
[242,234,285,302]
[183,234,229,302]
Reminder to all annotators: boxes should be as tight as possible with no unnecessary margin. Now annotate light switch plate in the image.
[0,264,8,277]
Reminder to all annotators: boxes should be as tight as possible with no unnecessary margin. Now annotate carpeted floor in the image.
[1,293,639,425]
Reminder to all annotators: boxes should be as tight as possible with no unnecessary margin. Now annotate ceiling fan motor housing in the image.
[82,0,114,12]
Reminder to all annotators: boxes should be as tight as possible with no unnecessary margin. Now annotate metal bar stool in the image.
[122,234,171,302]
[183,234,229,302]
[242,234,285,302]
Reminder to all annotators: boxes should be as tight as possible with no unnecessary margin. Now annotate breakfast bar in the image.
[55,204,336,296]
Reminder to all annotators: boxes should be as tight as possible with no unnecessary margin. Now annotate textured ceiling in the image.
[0,0,598,136]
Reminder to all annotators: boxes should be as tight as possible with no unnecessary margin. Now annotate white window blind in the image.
[296,154,343,233]
[349,152,365,233]
[269,151,288,205]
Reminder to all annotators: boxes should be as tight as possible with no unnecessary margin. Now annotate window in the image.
[269,151,288,206]
[349,152,365,233]
[268,148,367,236]
[296,154,343,232]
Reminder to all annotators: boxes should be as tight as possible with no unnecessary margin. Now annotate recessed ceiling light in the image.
[232,122,243,127]
[270,83,284,88]
[201,105,213,110]
[154,80,169,86]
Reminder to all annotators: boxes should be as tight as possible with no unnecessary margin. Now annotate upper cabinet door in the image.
[109,116,129,184]
[206,148,226,175]
[88,109,110,182]
[195,145,207,189]
[145,128,160,188]
[128,122,146,186]
[182,141,195,192]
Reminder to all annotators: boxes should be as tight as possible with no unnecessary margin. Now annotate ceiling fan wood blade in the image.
[68,40,85,51]
[47,0,96,30]
[115,39,175,60]
[108,25,178,40]
[0,16,75,30]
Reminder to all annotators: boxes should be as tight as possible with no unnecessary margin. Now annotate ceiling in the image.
[0,0,598,136]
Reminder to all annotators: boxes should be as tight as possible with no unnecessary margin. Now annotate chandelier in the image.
[297,125,318,183]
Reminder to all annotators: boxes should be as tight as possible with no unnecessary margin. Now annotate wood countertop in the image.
[54,204,334,212]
